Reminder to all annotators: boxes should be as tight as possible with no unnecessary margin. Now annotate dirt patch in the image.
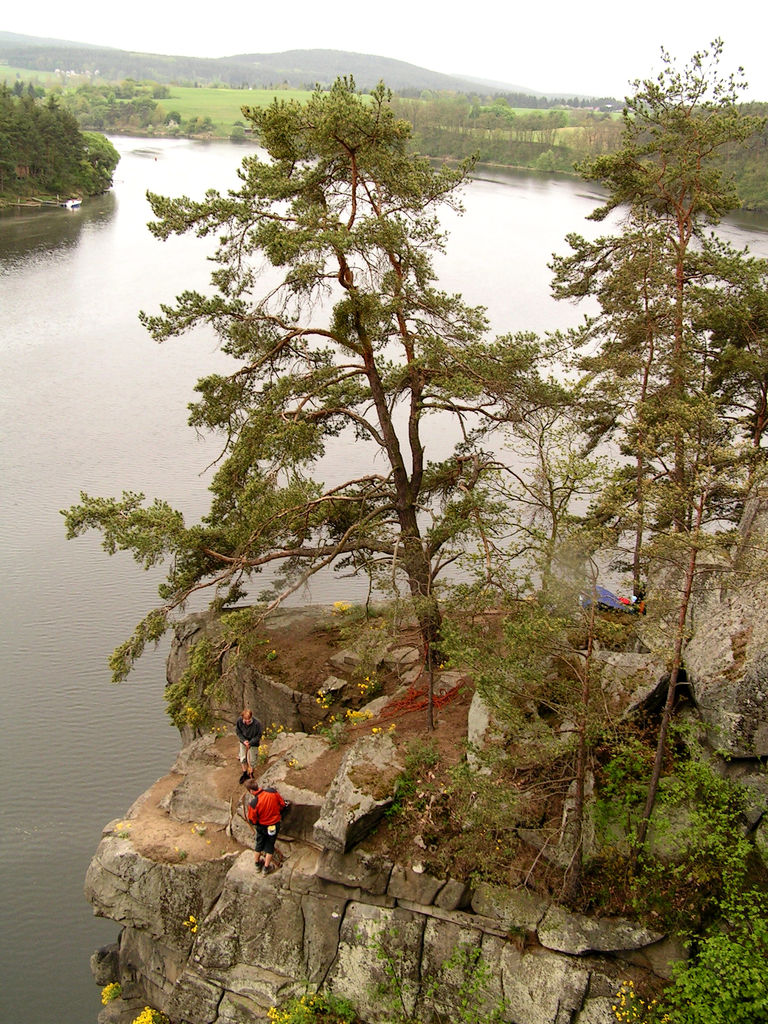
[283,744,345,792]
[253,616,345,693]
[122,771,244,864]
[126,614,475,867]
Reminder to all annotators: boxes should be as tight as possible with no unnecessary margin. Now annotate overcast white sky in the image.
[3,1,766,100]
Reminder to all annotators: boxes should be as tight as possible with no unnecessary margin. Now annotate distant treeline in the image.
[398,87,620,110]
[393,94,768,211]
[393,94,622,173]
[0,82,119,200]
[0,36,623,99]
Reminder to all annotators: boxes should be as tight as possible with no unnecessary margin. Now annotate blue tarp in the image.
[594,585,625,610]
[581,585,634,611]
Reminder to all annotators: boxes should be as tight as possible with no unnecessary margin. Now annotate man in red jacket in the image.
[244,779,288,874]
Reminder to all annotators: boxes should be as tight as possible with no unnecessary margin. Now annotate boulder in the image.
[98,996,149,1024]
[326,903,424,1022]
[537,904,664,955]
[483,933,591,1024]
[159,768,232,827]
[433,877,473,911]
[387,863,445,905]
[466,690,505,769]
[359,689,407,718]
[685,599,768,757]
[623,934,689,980]
[171,732,229,772]
[683,483,768,757]
[592,650,670,718]
[329,648,363,673]
[318,674,354,703]
[315,847,394,894]
[471,882,548,934]
[433,668,469,697]
[313,734,403,852]
[380,646,421,670]
[257,732,334,842]
[225,653,307,733]
[90,943,119,985]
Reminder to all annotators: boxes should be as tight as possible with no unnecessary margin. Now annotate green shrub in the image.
[659,901,768,1024]
[388,739,440,816]
[101,982,122,1005]
[266,991,358,1023]
[164,636,222,730]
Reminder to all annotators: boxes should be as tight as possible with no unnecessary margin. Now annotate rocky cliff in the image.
[87,727,679,1024]
[86,490,768,1024]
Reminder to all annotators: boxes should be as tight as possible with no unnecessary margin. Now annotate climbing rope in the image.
[379,681,464,720]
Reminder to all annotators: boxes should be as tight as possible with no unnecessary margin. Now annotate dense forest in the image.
[0,83,119,201]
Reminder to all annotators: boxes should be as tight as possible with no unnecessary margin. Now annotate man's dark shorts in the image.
[254,822,280,854]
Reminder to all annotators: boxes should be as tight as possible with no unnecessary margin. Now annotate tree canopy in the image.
[64,77,552,681]
[0,84,119,198]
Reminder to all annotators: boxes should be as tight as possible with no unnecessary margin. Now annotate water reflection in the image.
[0,193,118,266]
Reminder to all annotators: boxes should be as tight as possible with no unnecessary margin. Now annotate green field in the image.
[0,63,62,85]
[160,86,314,127]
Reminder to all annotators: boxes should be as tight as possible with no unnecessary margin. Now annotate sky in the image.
[3,0,767,101]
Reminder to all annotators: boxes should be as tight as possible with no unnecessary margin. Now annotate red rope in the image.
[379,682,463,720]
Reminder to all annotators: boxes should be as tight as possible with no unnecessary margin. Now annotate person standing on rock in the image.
[236,708,263,782]
[244,778,288,874]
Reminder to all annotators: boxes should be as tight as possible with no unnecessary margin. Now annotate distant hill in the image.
[0,30,574,97]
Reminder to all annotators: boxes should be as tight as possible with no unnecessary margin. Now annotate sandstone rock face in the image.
[93,568,768,1024]
[537,905,664,956]
[87,784,666,1024]
[682,482,768,758]
[685,587,768,757]
[313,734,403,853]
[166,607,334,741]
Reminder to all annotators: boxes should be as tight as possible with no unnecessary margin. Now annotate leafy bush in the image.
[101,982,122,1005]
[131,1009,170,1024]
[658,896,768,1024]
[267,991,357,1023]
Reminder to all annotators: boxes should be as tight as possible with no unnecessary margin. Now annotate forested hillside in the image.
[0,83,119,200]
[0,32,542,95]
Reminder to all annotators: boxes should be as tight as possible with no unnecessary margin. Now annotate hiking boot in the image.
[254,860,264,872]
[262,863,276,875]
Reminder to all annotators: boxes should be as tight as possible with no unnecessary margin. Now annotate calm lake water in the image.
[1,137,766,1024]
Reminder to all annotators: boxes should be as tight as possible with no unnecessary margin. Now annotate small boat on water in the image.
[62,198,82,210]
